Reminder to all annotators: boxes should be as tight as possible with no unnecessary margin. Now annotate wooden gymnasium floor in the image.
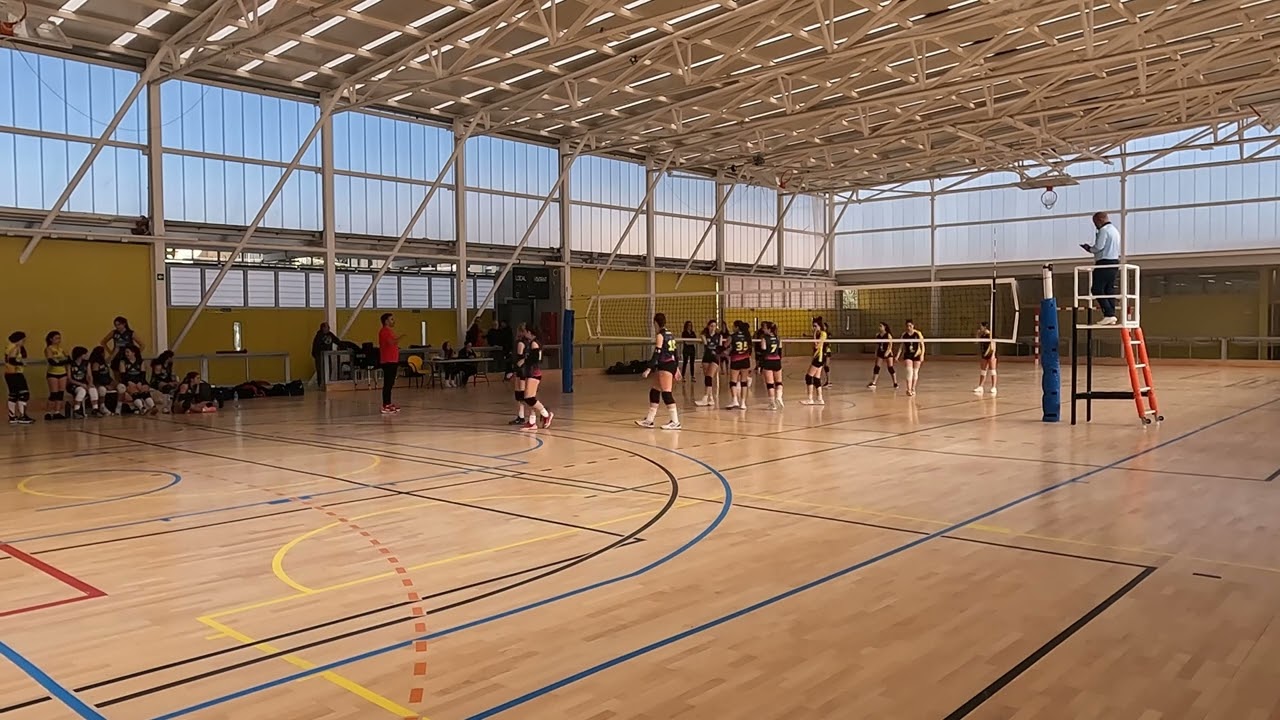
[3,358,1280,720]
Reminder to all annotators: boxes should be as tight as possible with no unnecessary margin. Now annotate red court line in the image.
[0,543,106,618]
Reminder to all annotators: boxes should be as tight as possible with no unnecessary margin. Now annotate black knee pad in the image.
[703,376,712,387]
[728,381,737,388]
[18,390,30,402]
[514,390,524,402]
[661,391,675,405]
[524,396,538,407]
[765,383,775,390]
[873,365,881,375]
[803,375,813,386]
[648,388,661,404]
[887,365,896,375]
[50,391,64,402]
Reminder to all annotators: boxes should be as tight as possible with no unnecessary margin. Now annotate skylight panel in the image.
[670,3,718,24]
[268,40,298,55]
[208,25,237,41]
[296,71,318,82]
[239,59,263,71]
[553,50,596,67]
[362,31,401,51]
[351,0,380,12]
[111,31,137,46]
[511,37,549,54]
[410,7,455,27]
[464,87,494,98]
[435,100,456,110]
[138,9,169,28]
[325,53,355,68]
[305,17,344,36]
[630,71,670,87]
[505,69,543,84]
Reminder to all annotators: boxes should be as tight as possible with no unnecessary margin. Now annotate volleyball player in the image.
[975,321,998,395]
[5,332,33,424]
[506,323,528,425]
[44,331,69,420]
[680,320,697,380]
[897,319,925,396]
[801,316,828,405]
[150,351,178,412]
[725,320,753,410]
[820,318,834,388]
[67,347,92,418]
[636,313,681,430]
[759,321,784,410]
[89,346,117,416]
[694,319,725,407]
[117,345,156,414]
[175,371,218,414]
[515,326,553,430]
[102,316,143,366]
[867,322,898,389]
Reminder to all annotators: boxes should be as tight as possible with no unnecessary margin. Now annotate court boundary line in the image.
[461,397,1279,719]
[145,430,730,720]
[25,469,183,511]
[0,543,106,618]
[0,642,106,719]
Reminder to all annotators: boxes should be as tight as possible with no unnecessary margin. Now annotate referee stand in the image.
[1069,263,1163,425]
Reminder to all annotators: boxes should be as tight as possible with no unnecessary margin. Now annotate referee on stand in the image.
[1081,211,1121,326]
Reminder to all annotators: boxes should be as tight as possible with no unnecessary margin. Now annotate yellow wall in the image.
[0,236,152,356]
[168,306,482,384]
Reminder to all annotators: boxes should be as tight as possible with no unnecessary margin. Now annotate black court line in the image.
[87,435,682,710]
[942,567,1156,719]
[1266,466,1280,483]
[0,548,629,714]
[757,397,982,436]
[1192,572,1222,579]
[81,430,630,539]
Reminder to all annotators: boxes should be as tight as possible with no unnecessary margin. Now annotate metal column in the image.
[454,120,469,341]
[146,81,168,351]
[321,111,338,330]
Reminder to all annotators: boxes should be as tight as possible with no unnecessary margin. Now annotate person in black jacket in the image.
[311,322,340,388]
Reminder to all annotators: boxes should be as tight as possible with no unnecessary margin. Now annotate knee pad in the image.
[661,391,675,405]
[703,376,712,387]
[765,383,775,390]
[980,369,988,378]
[50,391,64,402]
[524,396,538,407]
[88,387,99,401]
[74,387,86,401]
[648,388,661,404]
[873,365,881,375]
[887,365,896,374]
[728,381,737,388]
[117,384,127,394]
[17,390,30,402]
[803,375,813,387]
[514,390,524,402]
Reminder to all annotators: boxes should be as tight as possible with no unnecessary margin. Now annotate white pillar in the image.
[559,140,573,311]
[827,192,837,279]
[321,111,338,330]
[454,121,469,341]
[776,190,786,276]
[715,177,727,275]
[146,81,168,351]
[646,156,657,322]
[1119,152,1128,264]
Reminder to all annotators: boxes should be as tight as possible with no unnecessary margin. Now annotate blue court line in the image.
[0,641,106,719]
[149,441,735,720]
[36,470,182,512]
[463,396,1280,719]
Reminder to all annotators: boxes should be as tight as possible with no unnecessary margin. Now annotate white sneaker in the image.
[767,401,777,410]
[990,387,998,396]
[974,386,984,394]
[661,420,681,430]
[635,419,656,428]
[1098,316,1118,326]
[694,397,713,407]
[775,396,783,408]
[801,399,818,405]
[723,401,739,409]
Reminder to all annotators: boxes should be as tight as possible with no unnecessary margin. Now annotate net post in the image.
[1070,300,1078,426]
[562,309,574,394]
[1040,264,1060,423]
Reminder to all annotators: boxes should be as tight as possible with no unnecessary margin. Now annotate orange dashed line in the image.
[414,641,428,653]
[402,579,414,587]
[414,623,427,633]
[409,688,425,704]
[414,662,428,676]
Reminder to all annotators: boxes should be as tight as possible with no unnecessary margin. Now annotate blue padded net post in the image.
[1040,297,1060,422]
[561,309,574,394]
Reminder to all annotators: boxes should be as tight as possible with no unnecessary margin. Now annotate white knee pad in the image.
[73,387,87,402]
[89,386,100,402]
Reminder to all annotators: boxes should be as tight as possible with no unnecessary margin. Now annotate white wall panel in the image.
[333,175,454,239]
[467,135,557,196]
[467,191,558,248]
[1129,159,1280,207]
[936,176,1118,224]
[783,193,825,232]
[1,134,147,216]
[163,155,321,229]
[784,231,825,271]
[163,81,320,165]
[570,155,644,208]
[935,217,1088,265]
[333,111,452,182]
[725,223,773,265]
[654,213,715,261]
[837,195,930,233]
[1127,201,1280,255]
[835,229,929,270]
[570,204,645,255]
[654,172,714,217]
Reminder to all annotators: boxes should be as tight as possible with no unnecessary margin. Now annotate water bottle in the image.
[233,389,240,410]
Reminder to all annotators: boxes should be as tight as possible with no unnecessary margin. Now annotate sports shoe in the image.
[775,396,784,408]
[867,382,876,388]
[723,401,739,409]
[380,405,398,415]
[907,390,916,397]
[509,416,526,425]
[540,411,554,429]
[17,415,35,424]
[1098,316,1118,326]
[521,420,538,431]
[767,401,777,411]
[634,418,656,428]
[990,387,998,396]
[7,415,16,425]
[694,397,713,407]
[660,420,681,430]
[974,386,984,394]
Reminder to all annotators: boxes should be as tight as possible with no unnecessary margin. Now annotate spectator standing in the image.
[1081,212,1121,325]
[466,321,482,347]
[311,322,340,388]
[378,313,402,415]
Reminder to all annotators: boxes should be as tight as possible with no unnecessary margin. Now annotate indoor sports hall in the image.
[3,0,1280,718]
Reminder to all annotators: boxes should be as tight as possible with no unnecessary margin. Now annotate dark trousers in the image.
[681,350,695,377]
[313,354,325,388]
[381,363,397,405]
[1091,259,1120,318]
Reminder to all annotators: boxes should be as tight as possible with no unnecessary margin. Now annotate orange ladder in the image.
[1119,326,1162,424]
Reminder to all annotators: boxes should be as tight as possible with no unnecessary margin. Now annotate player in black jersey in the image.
[758,321,785,410]
[102,316,144,367]
[515,325,553,430]
[150,351,179,413]
[66,346,91,419]
[974,321,998,396]
[636,313,682,430]
[506,323,529,425]
[680,320,697,380]
[725,320,753,410]
[694,319,725,407]
[88,346,118,416]
[867,322,898,390]
[116,345,156,414]
[802,316,829,405]
[897,319,925,397]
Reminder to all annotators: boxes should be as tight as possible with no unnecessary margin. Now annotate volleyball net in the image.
[577,277,1020,347]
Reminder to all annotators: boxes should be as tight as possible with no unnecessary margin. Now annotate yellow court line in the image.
[271,494,591,594]
[199,616,425,719]
[17,473,337,501]
[742,491,1280,576]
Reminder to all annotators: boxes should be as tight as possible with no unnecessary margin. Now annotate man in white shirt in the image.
[1080,212,1121,325]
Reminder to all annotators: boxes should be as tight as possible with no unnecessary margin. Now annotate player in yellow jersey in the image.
[44,330,69,420]
[897,319,925,397]
[6,331,34,424]
[802,316,828,405]
[974,321,998,396]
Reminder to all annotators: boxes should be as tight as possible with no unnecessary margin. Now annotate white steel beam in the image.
[454,120,470,342]
[595,152,673,282]
[321,107,338,330]
[806,191,854,276]
[172,92,341,350]
[339,118,476,338]
[675,182,736,289]
[469,138,586,327]
[748,191,798,273]
[146,80,168,351]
